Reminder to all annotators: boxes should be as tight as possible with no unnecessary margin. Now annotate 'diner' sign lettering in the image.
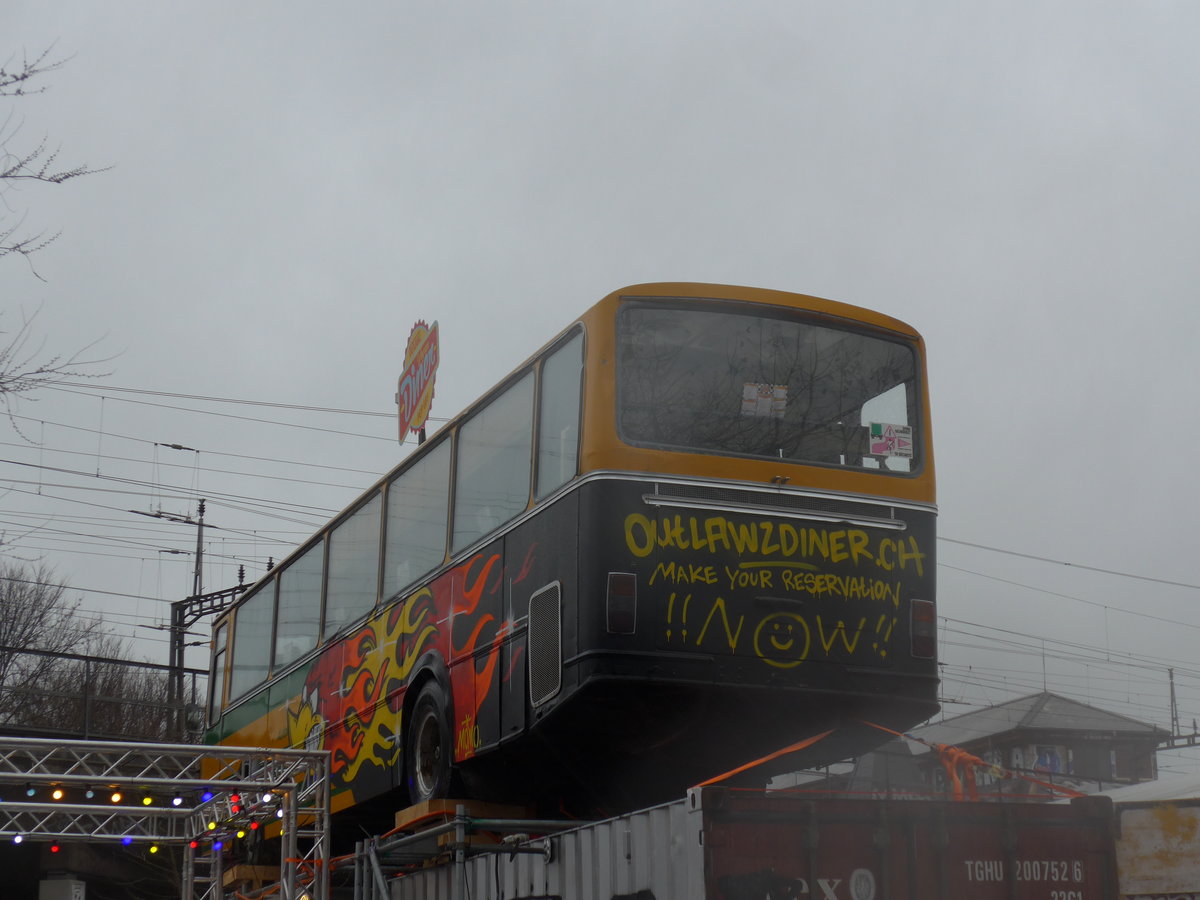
[398,320,439,440]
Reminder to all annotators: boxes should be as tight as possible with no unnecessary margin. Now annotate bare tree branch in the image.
[1,44,107,276]
[0,48,114,432]
[0,46,66,97]
[0,303,113,433]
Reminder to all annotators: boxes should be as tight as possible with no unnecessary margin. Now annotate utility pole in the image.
[1156,666,1200,751]
[167,499,248,740]
[169,586,248,738]
[192,498,205,597]
[1170,667,1180,736]
[170,499,203,739]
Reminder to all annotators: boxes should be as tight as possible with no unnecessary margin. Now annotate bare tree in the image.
[0,560,98,653]
[0,562,100,722]
[38,641,177,742]
[1,45,101,271]
[0,46,109,425]
[0,303,106,425]
[0,562,180,739]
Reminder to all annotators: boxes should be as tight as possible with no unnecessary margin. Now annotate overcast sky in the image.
[4,2,1199,771]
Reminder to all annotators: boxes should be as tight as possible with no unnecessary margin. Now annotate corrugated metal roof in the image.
[1094,774,1200,802]
[906,692,1167,754]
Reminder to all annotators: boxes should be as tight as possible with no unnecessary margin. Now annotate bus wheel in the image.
[407,681,453,803]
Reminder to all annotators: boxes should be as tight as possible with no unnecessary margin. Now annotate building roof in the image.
[906,692,1168,754]
[844,738,929,796]
[1090,773,1200,802]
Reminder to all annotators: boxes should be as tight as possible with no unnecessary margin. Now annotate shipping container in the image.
[1113,798,1200,899]
[390,787,1117,900]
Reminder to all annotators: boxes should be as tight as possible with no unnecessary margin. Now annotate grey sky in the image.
[4,2,1199,771]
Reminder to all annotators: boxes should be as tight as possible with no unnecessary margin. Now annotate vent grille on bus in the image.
[651,482,894,521]
[528,582,562,708]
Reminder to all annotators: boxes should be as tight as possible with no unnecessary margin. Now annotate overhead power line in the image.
[0,572,173,605]
[0,485,315,538]
[938,563,1200,633]
[1,438,374,493]
[47,385,401,443]
[56,381,398,417]
[6,417,387,475]
[0,460,339,519]
[940,536,1200,592]
[11,413,387,477]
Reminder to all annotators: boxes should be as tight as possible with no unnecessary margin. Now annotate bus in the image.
[205,283,938,814]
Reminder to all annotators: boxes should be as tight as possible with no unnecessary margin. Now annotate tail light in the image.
[910,599,936,659]
[606,572,637,634]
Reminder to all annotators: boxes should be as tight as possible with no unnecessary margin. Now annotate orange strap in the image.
[937,744,983,801]
[694,729,834,787]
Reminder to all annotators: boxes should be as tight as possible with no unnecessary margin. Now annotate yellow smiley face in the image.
[753,613,811,668]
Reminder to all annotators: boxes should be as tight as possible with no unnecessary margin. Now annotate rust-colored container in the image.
[393,787,1118,899]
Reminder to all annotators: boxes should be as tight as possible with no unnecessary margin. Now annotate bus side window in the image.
[384,439,451,599]
[209,621,228,721]
[453,371,535,552]
[227,579,276,702]
[536,331,583,499]
[323,492,383,640]
[275,538,324,669]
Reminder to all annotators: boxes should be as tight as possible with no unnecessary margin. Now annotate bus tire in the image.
[406,680,454,804]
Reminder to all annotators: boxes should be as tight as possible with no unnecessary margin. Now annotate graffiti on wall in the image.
[625,511,927,666]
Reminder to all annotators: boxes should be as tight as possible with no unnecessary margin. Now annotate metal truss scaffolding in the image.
[0,735,330,900]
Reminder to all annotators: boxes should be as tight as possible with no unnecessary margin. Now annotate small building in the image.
[907,691,1169,797]
[780,692,1172,800]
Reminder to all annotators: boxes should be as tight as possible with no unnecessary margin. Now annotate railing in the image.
[0,645,208,743]
[0,734,331,900]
